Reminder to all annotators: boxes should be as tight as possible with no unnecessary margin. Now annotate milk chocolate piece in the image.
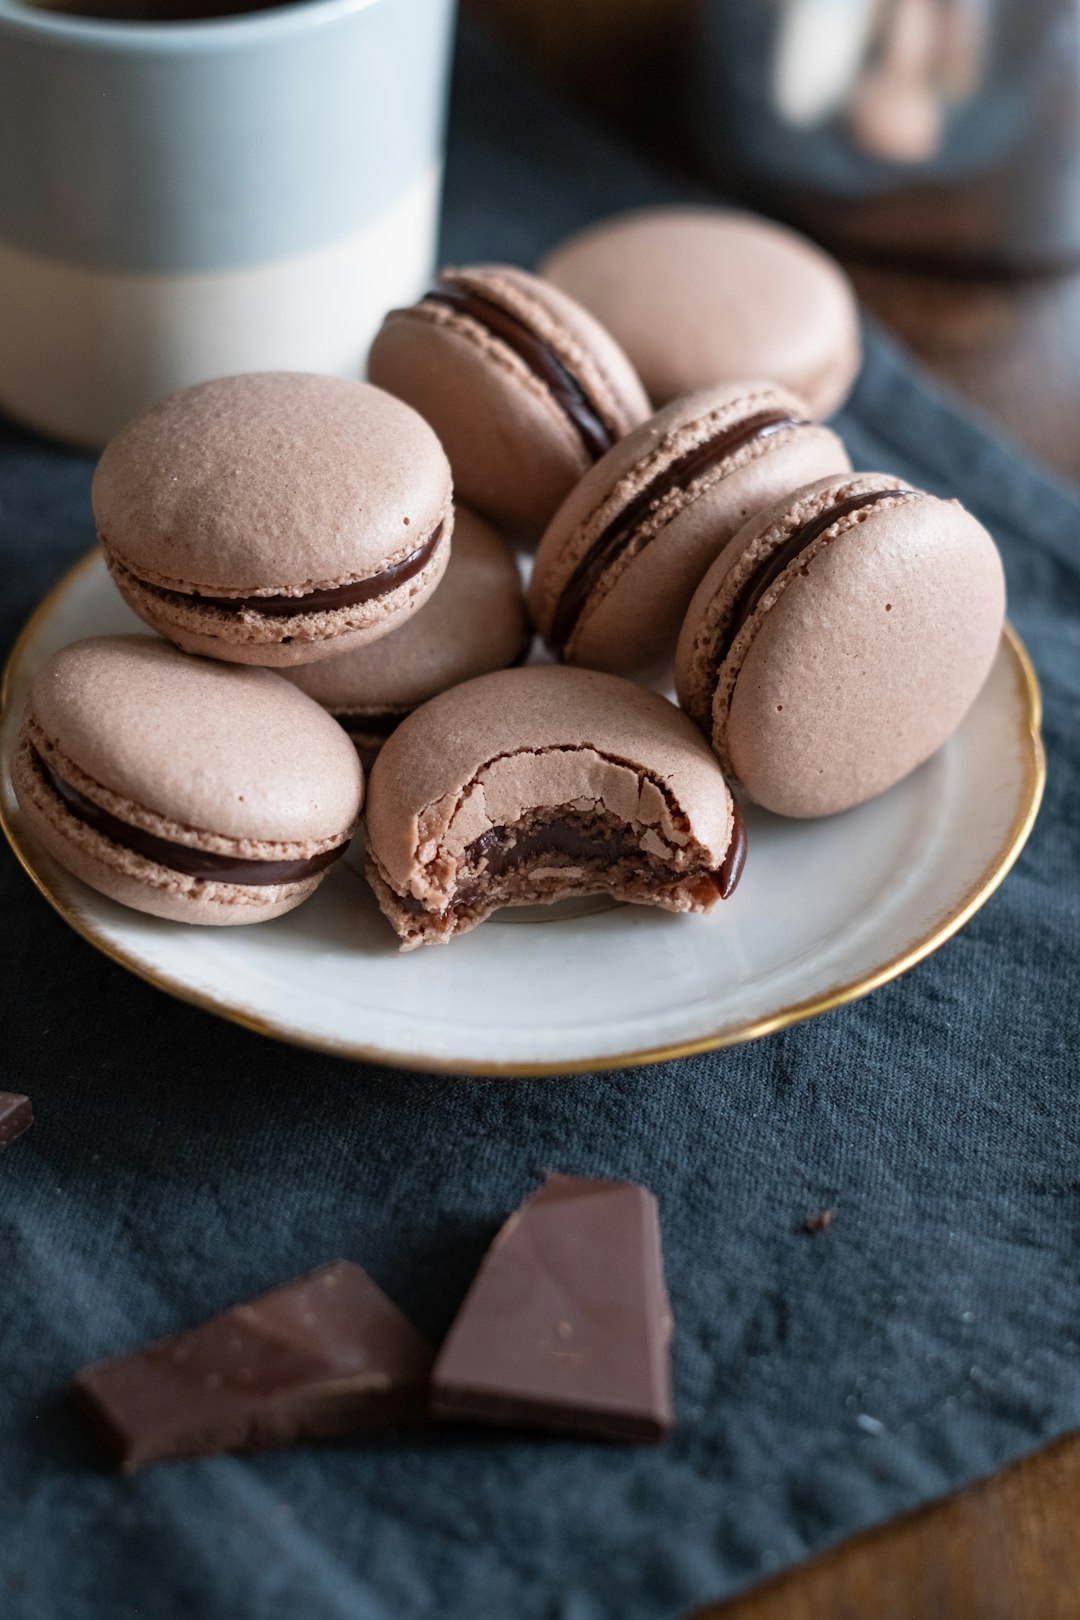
[73,1261,433,1473]
[0,1092,32,1148]
[431,1175,673,1442]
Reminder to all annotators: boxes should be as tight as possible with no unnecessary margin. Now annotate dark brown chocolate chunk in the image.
[0,1092,33,1149]
[33,749,348,887]
[803,1209,834,1233]
[73,1261,433,1473]
[431,1174,673,1443]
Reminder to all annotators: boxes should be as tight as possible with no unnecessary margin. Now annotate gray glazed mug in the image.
[0,0,455,444]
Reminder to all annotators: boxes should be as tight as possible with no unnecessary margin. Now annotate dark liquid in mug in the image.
[16,0,296,19]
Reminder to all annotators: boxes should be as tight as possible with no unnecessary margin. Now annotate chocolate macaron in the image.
[284,508,530,765]
[93,373,453,667]
[14,636,364,924]
[367,265,650,536]
[542,208,862,419]
[528,383,850,675]
[364,665,745,950]
[676,473,1006,818]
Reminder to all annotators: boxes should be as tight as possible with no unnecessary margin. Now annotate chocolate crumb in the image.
[802,1209,833,1234]
[0,1093,33,1149]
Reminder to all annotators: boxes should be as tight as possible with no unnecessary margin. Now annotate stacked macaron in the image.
[281,508,530,769]
[94,372,454,668]
[15,206,1007,950]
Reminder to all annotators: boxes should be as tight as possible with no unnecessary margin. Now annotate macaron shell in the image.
[283,509,528,713]
[107,521,451,668]
[529,383,850,675]
[92,373,451,593]
[367,266,649,536]
[555,425,851,676]
[26,635,363,844]
[366,665,733,897]
[675,472,909,729]
[723,496,1006,817]
[455,266,650,435]
[14,739,323,926]
[541,208,861,418]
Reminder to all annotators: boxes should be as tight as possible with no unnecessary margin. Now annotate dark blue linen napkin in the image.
[1,23,1078,1620]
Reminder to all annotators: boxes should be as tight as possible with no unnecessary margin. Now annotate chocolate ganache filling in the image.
[422,280,615,461]
[550,410,808,654]
[712,487,911,669]
[138,523,443,618]
[398,802,747,916]
[33,748,348,886]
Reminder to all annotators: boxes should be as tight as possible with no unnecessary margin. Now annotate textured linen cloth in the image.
[1,24,1078,1620]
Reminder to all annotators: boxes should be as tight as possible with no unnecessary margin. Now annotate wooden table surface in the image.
[469,1,1080,1611]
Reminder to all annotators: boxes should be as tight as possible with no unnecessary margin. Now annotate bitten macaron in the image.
[93,373,453,667]
[528,382,850,675]
[367,264,650,536]
[676,472,1006,818]
[542,207,862,419]
[284,508,530,764]
[364,665,746,950]
[14,636,364,924]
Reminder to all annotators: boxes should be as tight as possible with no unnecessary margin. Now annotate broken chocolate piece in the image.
[0,1092,32,1149]
[73,1261,433,1473]
[431,1174,673,1442]
[803,1209,834,1233]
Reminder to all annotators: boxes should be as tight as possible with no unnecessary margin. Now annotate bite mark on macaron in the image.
[366,742,744,951]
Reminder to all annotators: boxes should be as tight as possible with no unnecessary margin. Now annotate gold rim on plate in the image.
[0,548,1047,1077]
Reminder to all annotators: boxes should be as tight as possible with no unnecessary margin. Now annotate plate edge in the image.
[0,549,1047,1077]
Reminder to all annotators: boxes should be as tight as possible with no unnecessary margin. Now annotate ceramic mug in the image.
[692,0,1080,270]
[0,0,455,445]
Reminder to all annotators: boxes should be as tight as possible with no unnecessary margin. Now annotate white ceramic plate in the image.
[1,551,1044,1075]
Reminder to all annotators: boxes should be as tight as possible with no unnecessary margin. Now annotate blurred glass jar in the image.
[692,0,1080,270]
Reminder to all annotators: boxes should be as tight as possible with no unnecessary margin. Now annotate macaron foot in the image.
[92,373,454,668]
[14,636,364,924]
[675,473,1006,817]
[368,265,650,537]
[14,733,332,925]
